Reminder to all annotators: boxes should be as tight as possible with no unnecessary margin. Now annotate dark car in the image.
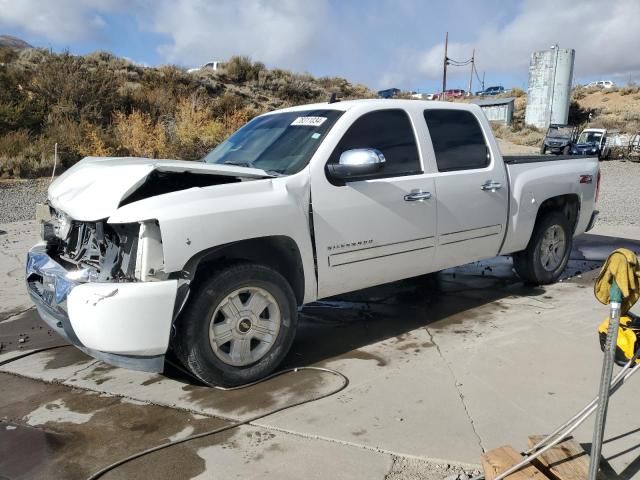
[377,88,401,99]
[570,128,609,160]
[477,86,505,96]
[541,124,578,155]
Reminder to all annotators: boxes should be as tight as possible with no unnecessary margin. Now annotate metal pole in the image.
[442,32,448,101]
[588,281,623,480]
[468,49,475,96]
[549,44,559,126]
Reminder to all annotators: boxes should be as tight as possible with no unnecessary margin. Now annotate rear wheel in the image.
[562,145,570,155]
[513,211,572,285]
[174,263,298,387]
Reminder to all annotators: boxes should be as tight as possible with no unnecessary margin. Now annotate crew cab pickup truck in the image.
[27,99,600,386]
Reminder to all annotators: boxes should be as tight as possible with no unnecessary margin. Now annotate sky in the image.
[1,0,639,93]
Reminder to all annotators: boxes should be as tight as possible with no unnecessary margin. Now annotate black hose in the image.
[86,362,349,480]
[0,344,70,367]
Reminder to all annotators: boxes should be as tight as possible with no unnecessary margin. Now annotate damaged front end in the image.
[26,205,179,372]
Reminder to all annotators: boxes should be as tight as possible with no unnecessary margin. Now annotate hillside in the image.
[0,45,373,178]
[0,35,32,50]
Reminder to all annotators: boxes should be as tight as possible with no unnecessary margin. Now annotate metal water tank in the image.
[525,47,575,129]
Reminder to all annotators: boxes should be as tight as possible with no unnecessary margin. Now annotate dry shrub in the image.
[223,56,265,83]
[601,96,610,102]
[492,123,544,146]
[113,110,167,158]
[0,129,31,157]
[171,97,224,159]
[620,84,640,96]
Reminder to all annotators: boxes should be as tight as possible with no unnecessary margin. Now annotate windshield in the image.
[203,109,343,175]
[577,131,603,144]
[548,126,574,139]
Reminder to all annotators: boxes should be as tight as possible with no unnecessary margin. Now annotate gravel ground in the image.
[0,160,637,227]
[596,160,640,226]
[0,178,48,223]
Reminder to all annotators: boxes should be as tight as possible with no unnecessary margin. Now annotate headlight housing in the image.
[134,221,165,281]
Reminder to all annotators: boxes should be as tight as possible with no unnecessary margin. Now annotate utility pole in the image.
[468,48,475,95]
[482,72,485,91]
[442,32,448,101]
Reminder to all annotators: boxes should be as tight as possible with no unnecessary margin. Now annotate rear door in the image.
[423,108,508,270]
[311,108,438,298]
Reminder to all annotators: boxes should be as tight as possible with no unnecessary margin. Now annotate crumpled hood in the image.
[48,156,272,221]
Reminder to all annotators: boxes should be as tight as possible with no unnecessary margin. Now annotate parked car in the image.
[477,86,505,96]
[541,124,578,155]
[443,89,466,98]
[187,61,222,73]
[424,93,439,100]
[571,128,610,160]
[378,88,401,99]
[27,99,600,386]
[587,81,615,89]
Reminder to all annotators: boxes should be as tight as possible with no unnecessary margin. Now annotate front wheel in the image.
[562,145,571,155]
[540,145,547,155]
[513,211,572,285]
[174,263,298,387]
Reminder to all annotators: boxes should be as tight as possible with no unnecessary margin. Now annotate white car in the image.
[587,80,615,89]
[187,61,222,73]
[27,99,601,386]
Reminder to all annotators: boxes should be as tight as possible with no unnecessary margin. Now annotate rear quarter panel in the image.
[500,157,599,255]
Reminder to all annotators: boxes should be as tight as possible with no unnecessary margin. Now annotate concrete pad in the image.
[4,220,640,478]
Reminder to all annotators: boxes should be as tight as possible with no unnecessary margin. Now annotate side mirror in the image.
[327,148,386,181]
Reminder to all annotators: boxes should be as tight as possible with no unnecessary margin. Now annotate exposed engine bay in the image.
[42,212,141,282]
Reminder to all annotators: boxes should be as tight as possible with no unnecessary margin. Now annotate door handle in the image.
[404,190,432,202]
[481,181,502,192]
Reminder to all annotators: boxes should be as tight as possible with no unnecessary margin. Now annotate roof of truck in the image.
[266,98,480,114]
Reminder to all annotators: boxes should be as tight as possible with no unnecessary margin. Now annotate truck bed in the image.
[503,155,581,164]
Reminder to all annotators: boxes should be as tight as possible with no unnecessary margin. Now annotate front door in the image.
[311,108,437,299]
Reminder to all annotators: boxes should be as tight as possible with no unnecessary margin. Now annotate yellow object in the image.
[598,316,640,364]
[594,248,640,313]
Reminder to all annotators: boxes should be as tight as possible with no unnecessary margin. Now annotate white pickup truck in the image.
[27,99,600,386]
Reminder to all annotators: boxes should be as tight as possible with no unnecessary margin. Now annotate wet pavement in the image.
[2,221,640,479]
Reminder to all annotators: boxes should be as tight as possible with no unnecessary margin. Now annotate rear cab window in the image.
[423,109,490,172]
[327,109,422,180]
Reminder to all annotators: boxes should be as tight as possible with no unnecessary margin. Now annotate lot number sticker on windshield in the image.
[291,116,327,127]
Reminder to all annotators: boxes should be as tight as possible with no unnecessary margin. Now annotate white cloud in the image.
[414,0,640,83]
[0,0,123,43]
[146,0,330,69]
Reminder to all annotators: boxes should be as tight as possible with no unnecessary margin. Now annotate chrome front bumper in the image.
[26,244,175,372]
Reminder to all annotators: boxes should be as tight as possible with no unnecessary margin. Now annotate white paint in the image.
[48,156,270,221]
[169,425,195,441]
[24,399,95,426]
[67,280,178,356]
[5,425,16,430]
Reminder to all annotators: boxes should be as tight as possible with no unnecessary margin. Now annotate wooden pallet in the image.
[481,436,603,480]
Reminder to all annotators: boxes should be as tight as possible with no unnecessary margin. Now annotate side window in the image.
[424,109,489,172]
[328,109,421,178]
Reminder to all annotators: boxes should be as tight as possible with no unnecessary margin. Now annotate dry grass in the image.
[0,48,375,178]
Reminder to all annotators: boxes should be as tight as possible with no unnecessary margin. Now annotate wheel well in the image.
[184,236,305,305]
[536,194,580,232]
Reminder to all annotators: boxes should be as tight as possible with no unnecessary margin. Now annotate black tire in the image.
[513,211,572,285]
[540,145,546,155]
[562,145,570,155]
[173,263,298,387]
